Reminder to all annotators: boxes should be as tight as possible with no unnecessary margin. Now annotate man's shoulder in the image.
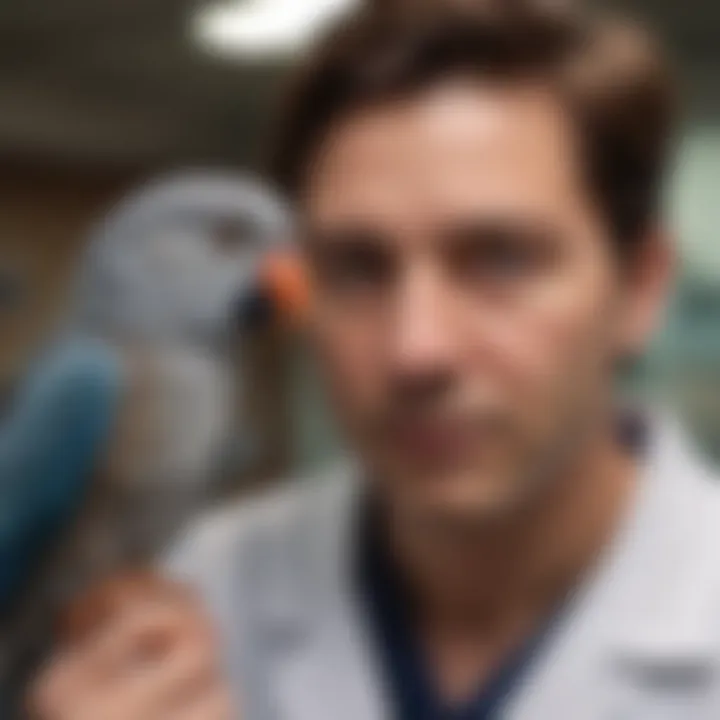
[615,442,720,646]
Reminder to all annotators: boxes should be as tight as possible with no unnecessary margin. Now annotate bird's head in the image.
[71,170,308,350]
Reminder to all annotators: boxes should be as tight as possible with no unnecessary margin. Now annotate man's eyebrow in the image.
[437,216,559,242]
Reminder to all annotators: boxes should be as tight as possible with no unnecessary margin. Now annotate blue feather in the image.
[0,339,123,611]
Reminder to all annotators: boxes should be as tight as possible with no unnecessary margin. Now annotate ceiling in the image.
[0,0,715,171]
[0,0,289,170]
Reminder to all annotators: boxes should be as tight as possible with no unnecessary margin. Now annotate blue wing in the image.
[0,339,123,610]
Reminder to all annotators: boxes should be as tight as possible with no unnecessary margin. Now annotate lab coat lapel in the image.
[264,468,389,720]
[270,604,388,720]
[504,417,720,720]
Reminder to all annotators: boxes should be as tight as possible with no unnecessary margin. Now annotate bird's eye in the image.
[210,218,258,254]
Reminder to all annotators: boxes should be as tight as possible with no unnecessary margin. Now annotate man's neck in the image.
[386,427,639,638]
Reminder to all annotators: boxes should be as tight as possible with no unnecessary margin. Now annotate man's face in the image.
[302,80,666,525]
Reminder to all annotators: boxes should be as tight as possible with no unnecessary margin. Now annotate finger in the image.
[77,599,213,679]
[51,657,204,720]
[28,649,89,718]
[137,642,219,711]
[62,574,198,643]
[31,647,219,720]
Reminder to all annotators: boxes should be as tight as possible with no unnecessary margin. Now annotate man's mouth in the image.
[385,414,487,463]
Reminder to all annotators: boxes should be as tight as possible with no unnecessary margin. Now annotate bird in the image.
[0,170,307,714]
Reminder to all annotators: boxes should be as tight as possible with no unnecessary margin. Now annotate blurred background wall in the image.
[0,0,716,475]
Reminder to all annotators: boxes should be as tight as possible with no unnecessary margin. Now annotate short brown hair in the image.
[269,0,676,252]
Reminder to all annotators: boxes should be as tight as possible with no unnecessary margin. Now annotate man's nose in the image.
[234,251,309,333]
[390,266,459,381]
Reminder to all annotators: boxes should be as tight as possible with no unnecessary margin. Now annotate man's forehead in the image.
[304,79,586,226]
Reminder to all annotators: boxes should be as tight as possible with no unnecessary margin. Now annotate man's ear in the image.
[615,227,676,360]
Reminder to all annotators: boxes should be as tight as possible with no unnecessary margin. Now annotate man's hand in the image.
[28,574,233,720]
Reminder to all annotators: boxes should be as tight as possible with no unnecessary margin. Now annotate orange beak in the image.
[258,250,310,328]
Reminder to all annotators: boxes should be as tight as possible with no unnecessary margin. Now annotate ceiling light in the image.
[194,0,358,58]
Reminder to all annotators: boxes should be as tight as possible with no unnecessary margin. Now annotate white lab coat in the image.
[168,416,720,720]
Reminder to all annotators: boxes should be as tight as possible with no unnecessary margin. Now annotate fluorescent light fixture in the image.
[194,0,358,57]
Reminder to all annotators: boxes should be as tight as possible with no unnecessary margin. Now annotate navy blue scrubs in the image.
[357,506,559,720]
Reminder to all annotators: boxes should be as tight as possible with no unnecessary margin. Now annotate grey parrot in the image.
[0,170,303,713]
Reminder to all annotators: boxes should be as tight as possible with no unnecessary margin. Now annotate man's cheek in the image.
[324,326,373,380]
[470,306,606,437]
[467,309,570,394]
[317,328,381,416]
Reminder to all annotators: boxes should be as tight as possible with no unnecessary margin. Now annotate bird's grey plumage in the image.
[66,168,293,553]
[1,170,293,715]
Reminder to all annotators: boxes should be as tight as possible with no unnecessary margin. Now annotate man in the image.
[31,1,720,719]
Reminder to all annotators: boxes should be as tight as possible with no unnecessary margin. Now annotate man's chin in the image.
[392,467,532,528]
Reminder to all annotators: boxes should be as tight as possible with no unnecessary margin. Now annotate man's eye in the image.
[452,229,552,285]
